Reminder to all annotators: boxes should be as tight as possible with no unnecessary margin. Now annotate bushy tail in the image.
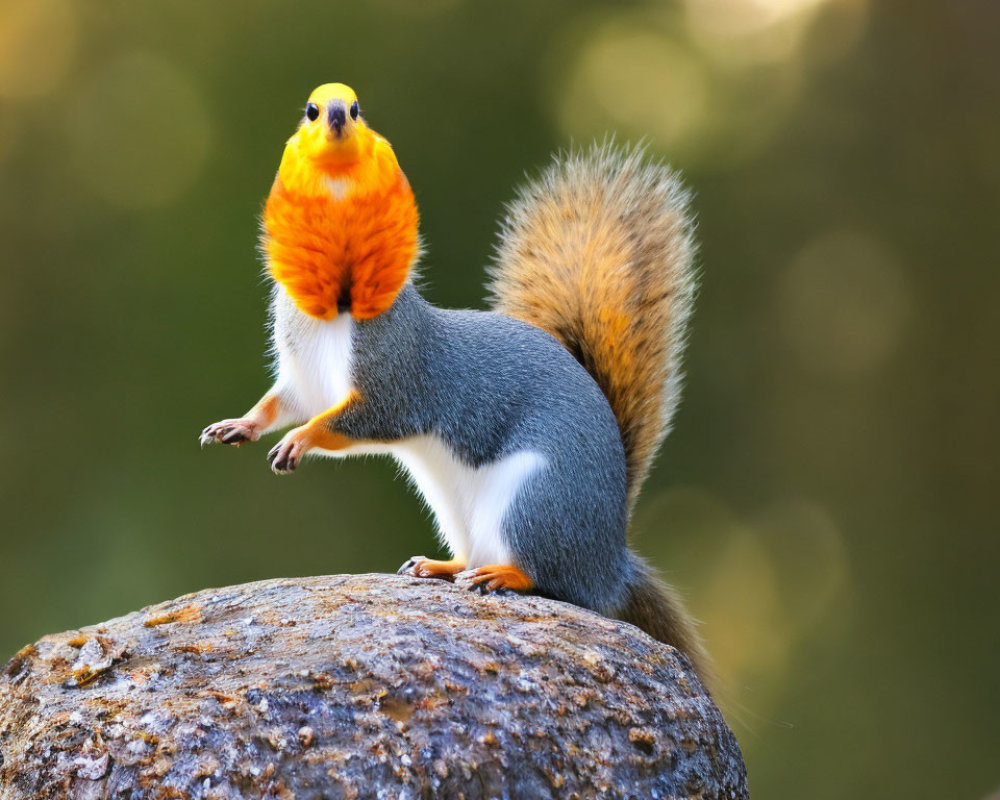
[487,142,696,509]
[489,143,708,682]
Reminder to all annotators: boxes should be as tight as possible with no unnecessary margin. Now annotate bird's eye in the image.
[305,102,320,121]
[350,100,359,120]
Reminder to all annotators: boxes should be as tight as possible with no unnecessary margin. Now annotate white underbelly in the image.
[387,435,545,568]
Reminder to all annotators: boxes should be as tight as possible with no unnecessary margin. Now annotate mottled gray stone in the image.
[0,574,747,799]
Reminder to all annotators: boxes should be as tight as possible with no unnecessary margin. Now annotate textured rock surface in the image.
[0,573,747,799]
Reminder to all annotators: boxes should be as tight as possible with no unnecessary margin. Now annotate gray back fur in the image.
[338,283,634,613]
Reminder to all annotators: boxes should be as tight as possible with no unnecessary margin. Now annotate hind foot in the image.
[456,564,534,594]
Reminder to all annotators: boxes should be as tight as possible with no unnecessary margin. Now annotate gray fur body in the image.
[205,144,709,677]
[330,283,633,614]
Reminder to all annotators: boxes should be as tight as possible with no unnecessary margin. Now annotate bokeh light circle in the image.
[0,0,77,99]
[780,231,912,379]
[555,22,709,155]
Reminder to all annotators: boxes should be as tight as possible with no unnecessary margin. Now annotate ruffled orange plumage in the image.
[261,83,419,321]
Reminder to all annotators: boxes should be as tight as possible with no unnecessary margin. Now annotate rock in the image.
[0,574,747,799]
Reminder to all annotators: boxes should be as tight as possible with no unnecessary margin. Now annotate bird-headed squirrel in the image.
[201,83,709,680]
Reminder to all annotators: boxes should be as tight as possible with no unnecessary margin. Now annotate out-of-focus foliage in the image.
[1,1,997,797]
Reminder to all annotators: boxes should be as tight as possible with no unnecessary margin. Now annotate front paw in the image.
[267,429,308,474]
[200,418,260,447]
[397,556,466,580]
[397,556,428,577]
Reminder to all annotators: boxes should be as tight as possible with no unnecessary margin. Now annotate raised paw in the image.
[398,556,467,580]
[200,418,260,448]
[455,564,534,595]
[267,429,308,474]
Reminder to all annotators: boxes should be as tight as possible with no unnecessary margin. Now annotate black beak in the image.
[328,102,347,137]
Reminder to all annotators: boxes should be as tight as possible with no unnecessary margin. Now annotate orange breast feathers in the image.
[262,129,419,321]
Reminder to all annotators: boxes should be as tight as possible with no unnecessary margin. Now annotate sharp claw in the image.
[268,441,297,474]
[397,557,420,576]
[200,426,218,447]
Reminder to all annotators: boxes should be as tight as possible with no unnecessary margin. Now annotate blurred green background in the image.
[1,0,998,796]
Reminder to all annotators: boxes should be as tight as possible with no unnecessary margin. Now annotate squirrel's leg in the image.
[267,392,358,474]
[462,564,534,594]
[201,387,302,447]
[397,557,467,580]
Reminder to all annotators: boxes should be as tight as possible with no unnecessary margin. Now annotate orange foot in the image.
[267,422,352,474]
[398,556,467,580]
[459,564,534,594]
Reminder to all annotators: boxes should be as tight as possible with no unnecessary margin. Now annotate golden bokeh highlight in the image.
[634,486,849,703]
[633,486,783,690]
[683,0,867,66]
[699,525,789,688]
[779,231,912,380]
[554,20,710,155]
[548,1,869,166]
[0,0,77,99]
[68,52,211,209]
[548,7,863,167]
[750,498,849,636]
[633,484,738,567]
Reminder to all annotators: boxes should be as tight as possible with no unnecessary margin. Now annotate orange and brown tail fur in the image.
[488,142,710,681]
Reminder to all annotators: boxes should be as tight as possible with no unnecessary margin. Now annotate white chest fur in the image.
[272,286,354,419]
[390,437,545,568]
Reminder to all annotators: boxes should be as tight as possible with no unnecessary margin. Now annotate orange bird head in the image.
[262,83,420,320]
